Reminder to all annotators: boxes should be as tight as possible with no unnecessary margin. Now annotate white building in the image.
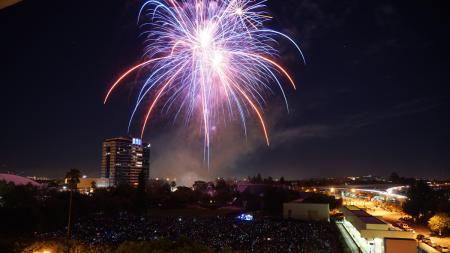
[340,205,416,253]
[283,201,330,221]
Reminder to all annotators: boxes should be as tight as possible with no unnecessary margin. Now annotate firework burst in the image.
[104,0,304,163]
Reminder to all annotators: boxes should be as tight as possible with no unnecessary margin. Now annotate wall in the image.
[283,202,329,221]
[384,238,417,253]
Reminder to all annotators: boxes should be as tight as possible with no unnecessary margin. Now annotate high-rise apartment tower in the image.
[101,137,150,186]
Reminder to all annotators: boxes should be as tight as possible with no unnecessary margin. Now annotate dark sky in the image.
[1,0,449,184]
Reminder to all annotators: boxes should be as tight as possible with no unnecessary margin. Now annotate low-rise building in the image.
[283,201,330,221]
[340,205,416,253]
[76,177,111,193]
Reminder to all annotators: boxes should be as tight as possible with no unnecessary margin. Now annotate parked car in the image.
[405,227,415,233]
[400,216,414,222]
[401,223,411,230]
[395,222,404,228]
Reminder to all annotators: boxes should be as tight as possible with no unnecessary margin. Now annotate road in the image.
[364,203,450,249]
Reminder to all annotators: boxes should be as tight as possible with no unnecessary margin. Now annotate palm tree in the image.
[65,169,81,240]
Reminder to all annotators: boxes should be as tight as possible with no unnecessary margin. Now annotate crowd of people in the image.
[38,213,343,253]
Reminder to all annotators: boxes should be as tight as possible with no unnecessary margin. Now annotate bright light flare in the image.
[198,29,213,48]
[235,7,243,16]
[104,0,304,165]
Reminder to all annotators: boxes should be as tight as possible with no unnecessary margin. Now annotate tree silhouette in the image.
[389,172,400,183]
[135,170,147,213]
[90,180,97,191]
[65,169,81,240]
[403,180,438,223]
[65,169,81,190]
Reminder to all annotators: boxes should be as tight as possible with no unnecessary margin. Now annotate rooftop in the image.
[359,216,387,225]
[342,205,387,225]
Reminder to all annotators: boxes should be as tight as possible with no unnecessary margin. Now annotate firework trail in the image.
[104,0,304,164]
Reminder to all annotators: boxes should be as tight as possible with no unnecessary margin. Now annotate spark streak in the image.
[104,0,304,165]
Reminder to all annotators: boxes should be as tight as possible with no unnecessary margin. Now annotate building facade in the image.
[101,137,150,186]
[76,177,112,193]
[339,205,416,253]
[283,202,330,221]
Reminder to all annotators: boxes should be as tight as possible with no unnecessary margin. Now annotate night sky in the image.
[1,0,449,184]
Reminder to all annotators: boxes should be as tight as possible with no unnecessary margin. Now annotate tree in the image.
[256,173,262,183]
[428,213,450,236]
[193,181,207,192]
[303,193,343,210]
[90,180,97,191]
[0,181,39,235]
[66,169,81,190]
[135,170,147,213]
[389,172,400,183]
[436,189,450,214]
[172,186,197,206]
[263,186,288,214]
[403,180,439,223]
[65,169,81,240]
[214,179,234,205]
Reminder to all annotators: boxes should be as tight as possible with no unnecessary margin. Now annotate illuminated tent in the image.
[0,173,40,187]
